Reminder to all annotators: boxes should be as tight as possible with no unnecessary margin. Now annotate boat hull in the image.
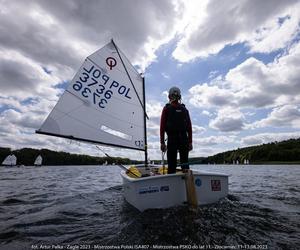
[121,169,228,211]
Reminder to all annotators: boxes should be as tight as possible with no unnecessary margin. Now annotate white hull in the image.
[121,167,229,211]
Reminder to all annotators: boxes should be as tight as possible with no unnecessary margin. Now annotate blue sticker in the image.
[160,185,169,192]
[195,178,202,187]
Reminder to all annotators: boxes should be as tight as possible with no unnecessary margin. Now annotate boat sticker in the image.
[138,185,170,194]
[160,185,169,192]
[211,180,221,191]
[195,178,202,187]
[139,186,159,194]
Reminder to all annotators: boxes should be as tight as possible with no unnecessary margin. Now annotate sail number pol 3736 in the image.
[72,61,132,109]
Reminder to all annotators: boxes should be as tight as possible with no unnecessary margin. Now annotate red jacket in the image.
[160,101,192,144]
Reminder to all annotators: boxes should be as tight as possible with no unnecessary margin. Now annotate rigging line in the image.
[111,39,149,120]
[96,146,140,178]
[138,150,143,162]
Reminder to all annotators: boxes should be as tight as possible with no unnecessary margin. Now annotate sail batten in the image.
[37,41,146,151]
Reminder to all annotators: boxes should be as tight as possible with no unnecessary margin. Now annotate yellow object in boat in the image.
[158,166,168,175]
[126,166,142,178]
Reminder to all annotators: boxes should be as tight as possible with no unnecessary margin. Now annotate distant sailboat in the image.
[34,155,43,166]
[36,39,229,211]
[244,159,250,165]
[2,154,17,167]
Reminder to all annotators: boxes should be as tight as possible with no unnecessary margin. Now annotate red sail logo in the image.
[106,57,117,70]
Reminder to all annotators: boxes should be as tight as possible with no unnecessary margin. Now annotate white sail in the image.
[34,155,43,166]
[37,40,146,151]
[2,154,17,166]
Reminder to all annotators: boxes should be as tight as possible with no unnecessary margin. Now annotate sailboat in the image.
[1,154,17,167]
[36,40,228,211]
[34,155,43,166]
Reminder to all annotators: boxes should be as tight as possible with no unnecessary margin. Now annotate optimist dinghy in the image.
[34,155,43,166]
[36,40,229,211]
[122,164,228,211]
[1,154,17,167]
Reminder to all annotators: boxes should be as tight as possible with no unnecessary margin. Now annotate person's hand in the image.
[188,143,193,151]
[161,143,167,152]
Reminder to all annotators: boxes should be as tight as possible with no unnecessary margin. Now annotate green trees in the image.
[205,138,300,164]
[0,147,132,166]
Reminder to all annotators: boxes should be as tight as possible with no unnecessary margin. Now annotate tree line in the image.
[1,138,300,166]
[0,147,136,166]
[202,138,300,164]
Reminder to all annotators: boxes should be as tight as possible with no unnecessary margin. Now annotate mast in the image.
[111,39,149,164]
[142,77,148,166]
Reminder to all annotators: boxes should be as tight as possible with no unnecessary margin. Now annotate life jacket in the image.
[165,103,188,134]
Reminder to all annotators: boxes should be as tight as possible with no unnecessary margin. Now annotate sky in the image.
[0,0,300,161]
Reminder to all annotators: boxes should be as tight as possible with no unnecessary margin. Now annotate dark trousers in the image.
[167,134,189,174]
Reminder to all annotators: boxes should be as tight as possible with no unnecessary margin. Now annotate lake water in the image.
[0,164,299,250]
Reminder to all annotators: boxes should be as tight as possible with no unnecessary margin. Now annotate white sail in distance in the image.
[37,40,146,151]
[34,155,43,166]
[2,154,17,166]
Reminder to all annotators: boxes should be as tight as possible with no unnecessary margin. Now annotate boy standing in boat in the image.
[160,87,193,174]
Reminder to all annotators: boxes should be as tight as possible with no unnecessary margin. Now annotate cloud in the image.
[189,83,235,108]
[189,40,300,119]
[226,42,300,107]
[162,72,170,79]
[0,49,62,99]
[253,105,300,128]
[0,0,183,73]
[1,109,42,129]
[146,101,164,119]
[202,110,211,116]
[193,125,206,134]
[241,132,300,146]
[194,135,236,146]
[248,6,300,53]
[173,0,300,62]
[209,108,246,132]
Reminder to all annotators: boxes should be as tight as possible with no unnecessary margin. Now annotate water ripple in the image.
[0,164,299,249]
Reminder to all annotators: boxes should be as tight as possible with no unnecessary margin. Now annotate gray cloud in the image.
[0,0,181,72]
[254,105,300,128]
[210,117,244,132]
[173,0,299,61]
[241,132,300,146]
[207,107,246,132]
[0,57,40,93]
